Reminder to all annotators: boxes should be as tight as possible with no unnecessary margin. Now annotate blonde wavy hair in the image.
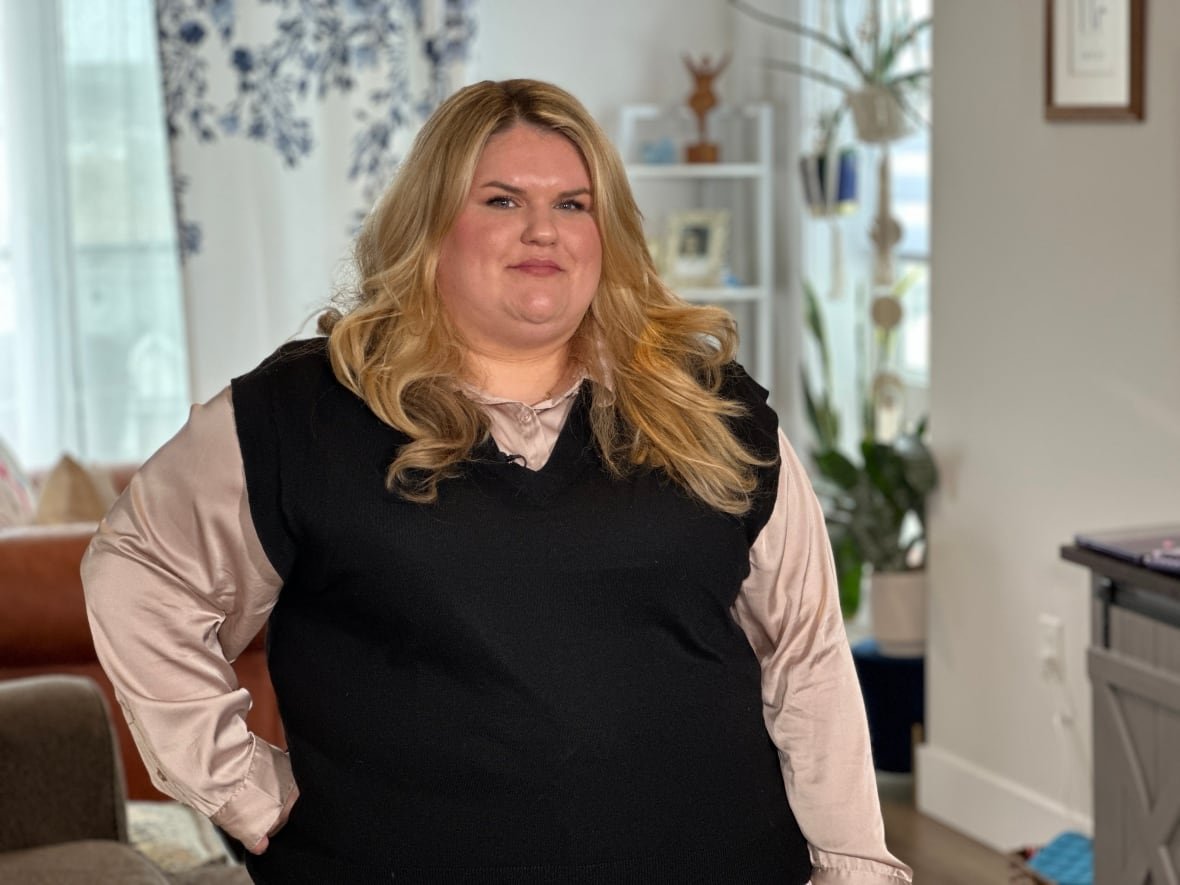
[320,78,771,515]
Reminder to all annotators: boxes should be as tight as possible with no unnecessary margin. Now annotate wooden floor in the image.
[879,773,1015,884]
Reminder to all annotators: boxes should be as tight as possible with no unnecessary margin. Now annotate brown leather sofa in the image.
[0,467,284,801]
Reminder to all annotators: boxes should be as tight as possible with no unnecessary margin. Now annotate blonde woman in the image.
[84,79,910,884]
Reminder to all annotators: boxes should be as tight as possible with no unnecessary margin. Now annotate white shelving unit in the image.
[619,103,774,387]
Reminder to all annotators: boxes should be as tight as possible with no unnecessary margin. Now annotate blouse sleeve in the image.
[82,388,296,849]
[732,430,912,884]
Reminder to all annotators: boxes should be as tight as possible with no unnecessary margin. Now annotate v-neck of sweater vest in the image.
[469,380,597,505]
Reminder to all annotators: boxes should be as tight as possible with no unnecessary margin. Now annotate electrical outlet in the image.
[1038,613,1065,681]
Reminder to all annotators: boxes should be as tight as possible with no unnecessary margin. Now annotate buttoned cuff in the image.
[209,736,295,849]
[810,849,913,883]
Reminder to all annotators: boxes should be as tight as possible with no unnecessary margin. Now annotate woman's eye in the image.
[557,199,588,212]
[486,195,516,208]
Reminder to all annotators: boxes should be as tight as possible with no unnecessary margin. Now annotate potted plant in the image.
[729,0,930,144]
[801,281,938,651]
[798,106,859,218]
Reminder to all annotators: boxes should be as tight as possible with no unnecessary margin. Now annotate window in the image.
[0,1,14,442]
[891,125,930,382]
[798,0,932,447]
[0,0,188,469]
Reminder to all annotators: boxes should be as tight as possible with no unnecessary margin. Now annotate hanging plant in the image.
[799,105,859,217]
[730,0,930,144]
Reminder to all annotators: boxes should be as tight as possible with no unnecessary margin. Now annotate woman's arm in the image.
[82,388,295,851]
[732,430,912,884]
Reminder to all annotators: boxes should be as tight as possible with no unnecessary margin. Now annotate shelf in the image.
[675,285,767,303]
[620,102,774,388]
[625,163,764,180]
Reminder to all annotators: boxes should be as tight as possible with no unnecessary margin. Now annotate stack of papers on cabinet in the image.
[1074,526,1180,576]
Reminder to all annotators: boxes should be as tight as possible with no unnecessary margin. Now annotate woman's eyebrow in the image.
[479,180,591,200]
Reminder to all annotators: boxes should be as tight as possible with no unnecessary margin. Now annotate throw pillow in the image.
[0,437,36,528]
[126,800,237,872]
[34,453,118,524]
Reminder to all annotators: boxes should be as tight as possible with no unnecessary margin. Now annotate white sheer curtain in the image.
[0,0,188,469]
[158,0,477,401]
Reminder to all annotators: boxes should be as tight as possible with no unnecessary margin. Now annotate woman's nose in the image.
[522,209,557,245]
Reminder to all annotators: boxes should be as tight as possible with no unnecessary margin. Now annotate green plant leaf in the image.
[766,59,859,94]
[893,430,939,496]
[895,17,933,52]
[808,402,840,454]
[827,525,864,619]
[814,448,861,491]
[890,264,925,299]
[869,0,883,80]
[803,280,833,384]
[800,280,841,452]
[884,68,931,89]
[733,0,928,111]
[880,15,931,80]
[814,103,850,156]
[802,368,824,442]
[860,443,909,515]
[730,0,867,81]
[887,82,931,130]
[803,279,824,345]
[861,385,876,444]
[833,0,868,79]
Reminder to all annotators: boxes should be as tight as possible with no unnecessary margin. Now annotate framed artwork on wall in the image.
[664,210,729,287]
[1045,0,1146,121]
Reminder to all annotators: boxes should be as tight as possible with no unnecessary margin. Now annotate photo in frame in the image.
[663,210,729,287]
[1045,0,1145,120]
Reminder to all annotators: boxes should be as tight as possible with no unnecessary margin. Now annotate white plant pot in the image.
[870,570,926,657]
[847,86,913,144]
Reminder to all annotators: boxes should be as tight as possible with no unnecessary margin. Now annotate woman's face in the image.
[436,124,602,358]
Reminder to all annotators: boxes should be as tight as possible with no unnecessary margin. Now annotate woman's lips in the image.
[510,260,562,276]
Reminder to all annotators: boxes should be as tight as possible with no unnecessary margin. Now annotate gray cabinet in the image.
[1062,545,1180,885]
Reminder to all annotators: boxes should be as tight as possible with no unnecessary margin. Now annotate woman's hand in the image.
[247,783,300,855]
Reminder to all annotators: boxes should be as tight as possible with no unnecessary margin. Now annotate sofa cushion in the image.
[126,801,235,873]
[0,527,99,664]
[34,454,117,525]
[170,865,252,885]
[0,676,126,852]
[0,840,171,884]
[0,437,35,528]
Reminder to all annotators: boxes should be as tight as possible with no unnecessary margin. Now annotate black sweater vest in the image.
[232,340,811,884]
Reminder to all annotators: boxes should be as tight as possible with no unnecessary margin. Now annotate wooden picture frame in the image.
[663,210,729,287]
[1045,0,1146,121]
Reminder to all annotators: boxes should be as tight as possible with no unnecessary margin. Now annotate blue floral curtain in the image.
[155,0,476,400]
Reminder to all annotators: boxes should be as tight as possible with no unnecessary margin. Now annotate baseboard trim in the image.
[915,743,1092,852]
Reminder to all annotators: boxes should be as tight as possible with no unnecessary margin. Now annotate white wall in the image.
[470,1,733,133]
[919,1,1180,851]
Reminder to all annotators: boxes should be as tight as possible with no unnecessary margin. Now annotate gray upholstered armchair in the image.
[0,675,248,884]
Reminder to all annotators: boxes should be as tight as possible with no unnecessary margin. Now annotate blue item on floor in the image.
[1026,831,1092,885]
[850,638,924,773]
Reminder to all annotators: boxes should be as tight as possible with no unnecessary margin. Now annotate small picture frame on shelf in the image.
[664,210,729,287]
[617,103,696,165]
